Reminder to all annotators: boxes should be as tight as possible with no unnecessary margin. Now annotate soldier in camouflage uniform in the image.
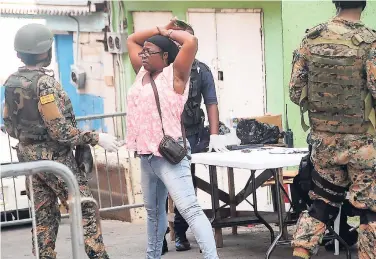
[2,24,120,259]
[288,1,376,258]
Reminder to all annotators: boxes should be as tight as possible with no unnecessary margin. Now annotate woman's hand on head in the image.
[127,17,186,75]
[163,17,181,31]
[157,27,171,37]
[158,17,185,35]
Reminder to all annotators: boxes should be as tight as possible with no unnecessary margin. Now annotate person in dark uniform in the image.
[162,23,227,254]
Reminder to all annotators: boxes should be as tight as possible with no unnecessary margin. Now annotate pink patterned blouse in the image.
[125,64,189,156]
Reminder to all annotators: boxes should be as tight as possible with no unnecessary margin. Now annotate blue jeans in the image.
[174,134,199,236]
[140,145,218,259]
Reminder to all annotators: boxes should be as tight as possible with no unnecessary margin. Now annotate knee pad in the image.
[308,200,340,223]
[360,210,376,224]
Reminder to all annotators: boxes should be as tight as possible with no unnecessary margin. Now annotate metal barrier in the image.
[76,112,144,215]
[1,112,144,226]
[1,161,87,259]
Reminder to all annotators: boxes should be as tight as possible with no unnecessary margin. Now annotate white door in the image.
[188,10,268,211]
[187,10,266,123]
[132,12,173,32]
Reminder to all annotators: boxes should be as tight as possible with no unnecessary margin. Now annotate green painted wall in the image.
[122,1,285,116]
[119,0,376,147]
[282,0,376,147]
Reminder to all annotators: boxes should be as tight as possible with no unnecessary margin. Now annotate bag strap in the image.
[149,73,187,150]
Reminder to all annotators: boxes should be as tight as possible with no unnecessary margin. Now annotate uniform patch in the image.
[40,94,55,105]
[38,102,62,121]
[3,103,9,118]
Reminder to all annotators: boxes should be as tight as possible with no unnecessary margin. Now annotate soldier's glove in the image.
[98,133,120,152]
[208,134,229,153]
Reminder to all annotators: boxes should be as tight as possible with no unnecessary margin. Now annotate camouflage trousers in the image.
[292,131,376,259]
[18,144,109,259]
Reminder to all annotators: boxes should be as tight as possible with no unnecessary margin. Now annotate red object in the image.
[283,184,290,203]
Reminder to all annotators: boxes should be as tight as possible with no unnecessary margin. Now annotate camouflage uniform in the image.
[289,17,376,259]
[3,68,109,259]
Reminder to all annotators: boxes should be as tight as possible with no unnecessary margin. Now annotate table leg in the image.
[209,165,223,248]
[251,170,275,243]
[227,168,237,235]
[266,169,285,259]
[326,225,351,259]
[278,168,289,240]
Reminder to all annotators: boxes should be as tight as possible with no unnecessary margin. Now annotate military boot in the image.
[292,248,310,259]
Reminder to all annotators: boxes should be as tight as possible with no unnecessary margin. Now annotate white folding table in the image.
[191,146,308,259]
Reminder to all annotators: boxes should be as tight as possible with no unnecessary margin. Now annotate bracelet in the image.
[156,26,162,34]
[167,30,173,38]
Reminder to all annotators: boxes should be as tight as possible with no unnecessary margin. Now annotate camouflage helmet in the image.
[14,23,53,54]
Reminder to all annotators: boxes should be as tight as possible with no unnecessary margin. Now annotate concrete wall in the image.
[282,0,376,147]
[71,32,116,133]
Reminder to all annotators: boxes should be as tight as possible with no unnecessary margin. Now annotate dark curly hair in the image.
[332,0,367,10]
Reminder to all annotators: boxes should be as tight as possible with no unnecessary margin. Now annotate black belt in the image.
[311,169,348,203]
[135,152,152,158]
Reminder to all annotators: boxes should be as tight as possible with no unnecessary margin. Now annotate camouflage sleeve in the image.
[366,41,376,99]
[289,40,309,105]
[2,101,16,138]
[37,75,99,147]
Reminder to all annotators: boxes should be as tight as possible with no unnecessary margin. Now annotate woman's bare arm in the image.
[127,27,160,74]
[168,30,198,94]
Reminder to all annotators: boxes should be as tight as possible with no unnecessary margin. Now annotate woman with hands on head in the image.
[125,18,219,259]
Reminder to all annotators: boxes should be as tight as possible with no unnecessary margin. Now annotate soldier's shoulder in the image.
[300,22,327,47]
[5,70,22,79]
[304,22,328,39]
[3,71,21,87]
[36,75,59,91]
[359,26,376,44]
[362,24,376,34]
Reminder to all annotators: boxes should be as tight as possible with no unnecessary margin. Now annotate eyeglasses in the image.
[138,50,162,57]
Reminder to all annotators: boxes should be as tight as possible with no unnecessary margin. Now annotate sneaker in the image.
[175,235,191,251]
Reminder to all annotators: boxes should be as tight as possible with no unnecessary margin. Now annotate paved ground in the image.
[1,220,357,259]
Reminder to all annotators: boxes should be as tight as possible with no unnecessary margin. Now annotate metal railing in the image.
[1,161,87,259]
[1,112,143,226]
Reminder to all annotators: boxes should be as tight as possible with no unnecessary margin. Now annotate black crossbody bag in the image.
[149,73,190,164]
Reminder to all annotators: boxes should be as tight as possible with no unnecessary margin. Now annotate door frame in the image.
[186,8,267,114]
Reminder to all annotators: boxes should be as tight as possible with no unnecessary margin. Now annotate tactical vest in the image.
[299,21,376,134]
[182,60,205,136]
[4,68,76,143]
